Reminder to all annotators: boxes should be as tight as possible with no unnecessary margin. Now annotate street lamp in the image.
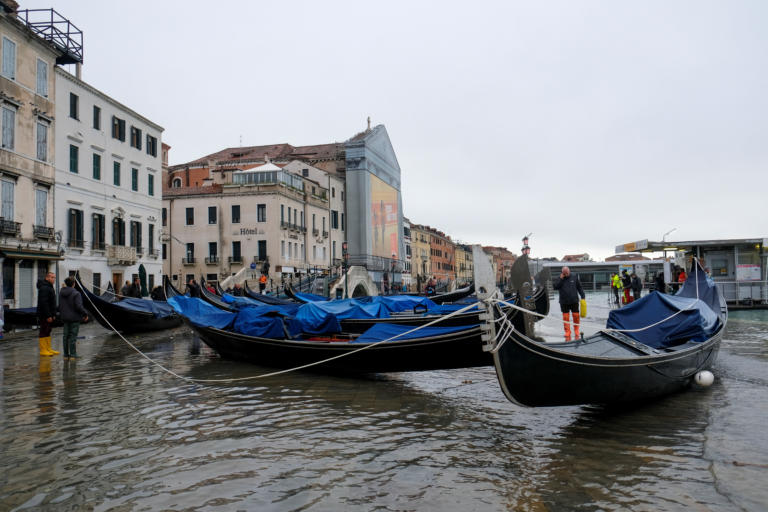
[662,228,677,242]
[342,241,348,298]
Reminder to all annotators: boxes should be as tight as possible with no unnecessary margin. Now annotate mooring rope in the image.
[78,284,484,384]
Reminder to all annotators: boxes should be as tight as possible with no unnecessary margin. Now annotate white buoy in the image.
[694,370,715,387]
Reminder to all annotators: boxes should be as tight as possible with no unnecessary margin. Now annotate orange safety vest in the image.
[259,274,267,284]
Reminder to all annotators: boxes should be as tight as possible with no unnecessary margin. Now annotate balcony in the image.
[205,256,219,265]
[312,228,319,237]
[182,257,196,266]
[322,230,329,238]
[92,241,106,252]
[107,245,137,266]
[0,218,21,237]
[148,248,159,258]
[280,221,290,230]
[229,256,243,265]
[68,238,84,249]
[33,225,54,240]
[135,246,144,255]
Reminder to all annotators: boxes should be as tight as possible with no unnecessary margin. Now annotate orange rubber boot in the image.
[562,313,572,341]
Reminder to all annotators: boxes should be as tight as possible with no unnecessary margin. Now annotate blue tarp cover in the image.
[114,298,177,319]
[606,292,720,348]
[167,296,234,329]
[353,323,479,343]
[357,295,439,313]
[294,291,329,302]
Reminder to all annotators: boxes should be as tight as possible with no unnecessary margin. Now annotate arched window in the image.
[172,177,182,188]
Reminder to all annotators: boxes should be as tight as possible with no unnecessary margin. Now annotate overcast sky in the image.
[54,0,767,260]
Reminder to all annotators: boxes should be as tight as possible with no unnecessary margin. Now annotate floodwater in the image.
[0,294,766,511]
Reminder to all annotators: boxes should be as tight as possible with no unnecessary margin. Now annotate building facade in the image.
[1,4,82,308]
[409,223,431,292]
[454,243,473,285]
[162,160,344,288]
[54,68,164,293]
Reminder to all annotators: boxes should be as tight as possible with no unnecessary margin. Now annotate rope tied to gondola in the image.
[77,278,492,384]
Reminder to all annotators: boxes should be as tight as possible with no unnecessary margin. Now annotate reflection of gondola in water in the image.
[490,256,726,407]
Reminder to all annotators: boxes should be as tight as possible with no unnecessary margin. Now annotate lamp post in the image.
[342,241,348,299]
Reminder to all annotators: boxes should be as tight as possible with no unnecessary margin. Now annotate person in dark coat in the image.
[654,272,666,294]
[120,280,131,299]
[36,271,59,356]
[150,286,165,301]
[59,277,88,358]
[128,277,142,298]
[553,266,585,341]
[631,273,642,302]
[186,278,201,298]
[232,283,244,296]
[620,270,632,304]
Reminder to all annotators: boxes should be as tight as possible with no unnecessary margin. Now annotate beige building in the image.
[1,3,82,308]
[162,159,344,289]
[454,243,473,285]
[409,223,431,292]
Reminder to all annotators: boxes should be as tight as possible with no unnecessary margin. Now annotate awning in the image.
[0,250,64,261]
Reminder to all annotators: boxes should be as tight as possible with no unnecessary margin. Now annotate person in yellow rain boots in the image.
[553,266,585,341]
[36,271,58,356]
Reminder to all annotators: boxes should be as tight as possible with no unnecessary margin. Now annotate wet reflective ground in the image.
[0,295,766,511]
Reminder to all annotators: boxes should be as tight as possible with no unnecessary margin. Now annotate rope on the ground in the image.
[79,285,484,384]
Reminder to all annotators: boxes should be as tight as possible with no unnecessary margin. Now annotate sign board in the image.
[614,239,649,254]
[736,264,761,281]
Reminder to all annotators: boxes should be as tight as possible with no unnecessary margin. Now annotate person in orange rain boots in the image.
[553,266,586,341]
[36,271,58,356]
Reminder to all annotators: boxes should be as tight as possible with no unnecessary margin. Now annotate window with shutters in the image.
[148,174,154,196]
[1,105,15,150]
[93,106,101,130]
[131,168,138,191]
[112,116,126,141]
[69,93,79,120]
[208,206,216,224]
[69,145,79,173]
[68,208,84,247]
[1,180,14,220]
[257,204,266,222]
[35,189,47,227]
[130,221,142,253]
[93,153,101,180]
[146,135,157,157]
[258,240,267,261]
[2,37,16,80]
[186,207,194,225]
[112,217,126,246]
[113,161,121,186]
[36,122,47,161]
[92,213,105,251]
[130,126,142,149]
[36,59,48,96]
[231,204,240,224]
[148,224,154,253]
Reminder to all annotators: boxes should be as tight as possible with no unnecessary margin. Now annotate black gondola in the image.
[490,256,726,407]
[244,280,296,305]
[198,277,238,312]
[215,281,225,297]
[181,320,492,373]
[75,274,182,334]
[3,306,41,329]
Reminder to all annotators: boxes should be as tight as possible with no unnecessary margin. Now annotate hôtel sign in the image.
[235,228,266,236]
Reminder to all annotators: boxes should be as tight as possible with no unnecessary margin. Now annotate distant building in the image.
[162,159,343,288]
[483,246,517,288]
[1,4,82,308]
[454,243,474,285]
[606,253,649,262]
[402,218,412,289]
[409,223,431,291]
[562,253,591,262]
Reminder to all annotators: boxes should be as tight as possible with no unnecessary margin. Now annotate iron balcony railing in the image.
[148,248,159,258]
[182,257,196,265]
[229,256,243,264]
[205,256,219,265]
[33,225,54,239]
[68,238,84,248]
[0,218,21,236]
[92,241,106,251]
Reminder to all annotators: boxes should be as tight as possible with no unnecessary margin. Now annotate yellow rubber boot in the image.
[46,337,60,355]
[39,337,54,356]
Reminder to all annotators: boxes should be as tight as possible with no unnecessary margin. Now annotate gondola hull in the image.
[190,322,492,373]
[77,275,183,334]
[493,328,722,407]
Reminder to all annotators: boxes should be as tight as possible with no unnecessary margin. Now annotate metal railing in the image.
[715,280,767,304]
[68,238,84,248]
[33,225,54,239]
[0,218,21,236]
[205,256,219,265]
[92,241,106,251]
[229,256,243,264]
[15,9,84,64]
[182,257,196,265]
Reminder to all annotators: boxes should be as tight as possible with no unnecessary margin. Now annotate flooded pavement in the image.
[0,294,766,511]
